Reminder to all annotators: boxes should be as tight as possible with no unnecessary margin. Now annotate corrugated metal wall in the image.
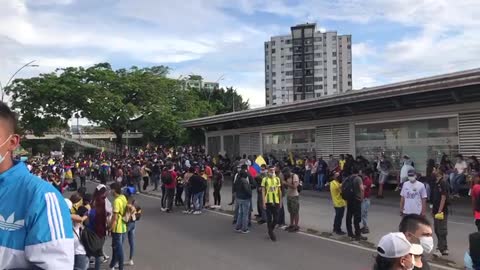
[315,124,351,157]
[459,112,480,157]
[239,133,261,156]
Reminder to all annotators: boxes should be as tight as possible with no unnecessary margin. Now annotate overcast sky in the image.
[1,0,479,110]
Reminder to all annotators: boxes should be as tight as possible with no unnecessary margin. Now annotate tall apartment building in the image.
[265,23,352,106]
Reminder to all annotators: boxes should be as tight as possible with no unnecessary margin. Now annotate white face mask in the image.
[408,177,416,183]
[419,236,434,253]
[0,135,12,165]
[268,172,275,177]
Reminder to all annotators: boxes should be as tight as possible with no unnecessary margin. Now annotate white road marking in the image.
[136,191,458,270]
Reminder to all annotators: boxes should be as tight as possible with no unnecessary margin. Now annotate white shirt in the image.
[401,181,427,215]
[73,224,86,255]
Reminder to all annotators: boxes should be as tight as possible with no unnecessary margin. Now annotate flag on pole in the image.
[252,155,267,173]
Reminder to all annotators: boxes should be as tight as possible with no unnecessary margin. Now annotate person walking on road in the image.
[400,170,427,216]
[282,167,300,232]
[161,162,177,213]
[316,156,328,191]
[109,182,128,270]
[361,169,373,234]
[190,168,207,215]
[377,154,391,199]
[262,166,282,241]
[233,170,252,233]
[430,170,449,258]
[344,167,367,241]
[330,172,346,235]
[212,167,223,208]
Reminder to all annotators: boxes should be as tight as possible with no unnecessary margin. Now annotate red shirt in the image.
[473,184,480,219]
[164,170,178,189]
[363,176,373,199]
[205,166,213,180]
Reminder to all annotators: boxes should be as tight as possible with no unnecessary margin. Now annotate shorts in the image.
[379,174,388,184]
[287,196,300,216]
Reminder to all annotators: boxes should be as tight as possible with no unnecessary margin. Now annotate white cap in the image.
[377,232,423,258]
[64,198,73,210]
[96,184,107,191]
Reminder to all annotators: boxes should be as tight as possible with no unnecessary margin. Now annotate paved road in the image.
[81,181,456,270]
[83,182,375,270]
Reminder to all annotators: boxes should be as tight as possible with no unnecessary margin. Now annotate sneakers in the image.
[353,235,368,241]
[257,220,266,225]
[288,226,299,233]
[334,230,347,236]
[433,250,443,258]
[193,211,202,215]
[241,230,250,234]
[127,260,134,266]
[442,249,449,256]
[360,227,370,234]
[234,228,242,233]
[182,210,190,214]
[161,208,166,212]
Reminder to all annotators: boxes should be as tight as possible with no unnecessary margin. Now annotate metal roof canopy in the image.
[181,68,480,131]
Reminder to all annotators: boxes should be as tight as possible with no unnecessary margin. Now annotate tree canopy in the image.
[6,62,250,149]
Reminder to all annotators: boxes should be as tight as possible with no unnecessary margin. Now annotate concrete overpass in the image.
[24,132,143,153]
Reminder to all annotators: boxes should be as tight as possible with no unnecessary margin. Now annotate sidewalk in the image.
[143,178,474,268]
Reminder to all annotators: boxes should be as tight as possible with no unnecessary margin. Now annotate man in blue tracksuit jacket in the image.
[0,102,74,269]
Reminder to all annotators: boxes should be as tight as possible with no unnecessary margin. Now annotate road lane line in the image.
[135,191,458,270]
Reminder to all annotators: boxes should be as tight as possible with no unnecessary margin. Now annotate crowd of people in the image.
[1,99,480,270]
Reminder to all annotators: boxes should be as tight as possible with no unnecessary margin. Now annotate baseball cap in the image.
[377,232,423,258]
[96,184,107,191]
[407,169,416,177]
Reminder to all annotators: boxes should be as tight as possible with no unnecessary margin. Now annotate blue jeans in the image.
[74,254,89,270]
[193,192,204,211]
[333,206,345,232]
[304,170,311,188]
[110,232,126,270]
[127,222,136,260]
[317,173,325,191]
[361,199,370,228]
[235,199,251,231]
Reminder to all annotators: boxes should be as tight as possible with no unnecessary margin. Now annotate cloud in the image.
[1,0,480,110]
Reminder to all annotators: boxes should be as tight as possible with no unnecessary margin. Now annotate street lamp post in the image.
[1,60,39,102]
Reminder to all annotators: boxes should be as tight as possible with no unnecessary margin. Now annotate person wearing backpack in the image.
[161,162,177,213]
[65,198,89,270]
[343,166,367,241]
[330,172,346,235]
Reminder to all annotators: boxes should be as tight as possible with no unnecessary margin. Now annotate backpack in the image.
[161,170,173,185]
[75,227,105,257]
[341,176,356,201]
[132,166,141,177]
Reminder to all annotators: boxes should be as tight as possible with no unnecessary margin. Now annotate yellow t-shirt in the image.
[339,160,346,170]
[112,195,128,233]
[330,180,346,208]
[261,176,281,204]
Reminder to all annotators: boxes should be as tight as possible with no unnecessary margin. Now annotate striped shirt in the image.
[261,176,281,204]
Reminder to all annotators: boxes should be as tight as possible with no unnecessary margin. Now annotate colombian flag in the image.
[252,155,267,174]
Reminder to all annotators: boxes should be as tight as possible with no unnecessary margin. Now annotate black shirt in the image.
[189,175,206,194]
[431,179,449,214]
